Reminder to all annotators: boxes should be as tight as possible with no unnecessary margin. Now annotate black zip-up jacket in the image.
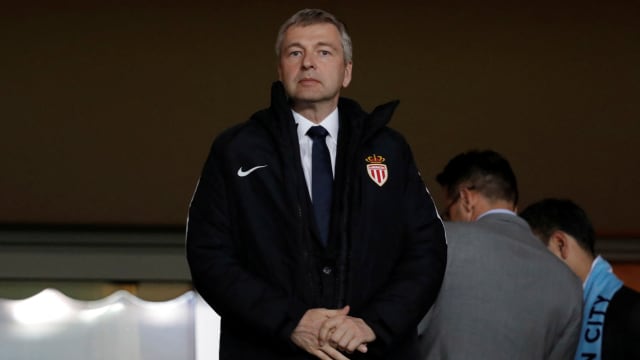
[187,82,447,359]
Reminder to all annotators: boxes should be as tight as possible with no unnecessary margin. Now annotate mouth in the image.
[298,76,320,85]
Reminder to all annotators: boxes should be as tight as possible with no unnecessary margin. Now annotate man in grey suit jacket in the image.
[419,150,582,360]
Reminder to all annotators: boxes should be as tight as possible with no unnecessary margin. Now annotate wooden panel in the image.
[612,262,640,292]
[1,1,639,234]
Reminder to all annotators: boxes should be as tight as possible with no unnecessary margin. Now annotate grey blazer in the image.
[419,213,582,360]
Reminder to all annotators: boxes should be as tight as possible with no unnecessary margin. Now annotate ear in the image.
[459,187,476,212]
[342,61,353,88]
[456,187,479,221]
[549,230,570,260]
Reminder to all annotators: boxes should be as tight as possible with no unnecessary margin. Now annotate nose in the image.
[302,53,316,70]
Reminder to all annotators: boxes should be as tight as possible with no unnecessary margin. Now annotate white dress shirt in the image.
[292,108,339,200]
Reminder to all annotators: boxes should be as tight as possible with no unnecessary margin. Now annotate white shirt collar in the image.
[293,108,339,141]
[477,208,517,220]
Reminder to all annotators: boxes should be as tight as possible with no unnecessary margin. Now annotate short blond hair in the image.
[275,8,352,64]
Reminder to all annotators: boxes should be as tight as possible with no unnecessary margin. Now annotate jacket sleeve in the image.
[360,141,448,355]
[186,137,308,347]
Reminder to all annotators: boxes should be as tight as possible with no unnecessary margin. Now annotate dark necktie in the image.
[307,126,333,246]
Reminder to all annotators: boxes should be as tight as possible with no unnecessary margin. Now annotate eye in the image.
[289,50,302,57]
[319,50,331,56]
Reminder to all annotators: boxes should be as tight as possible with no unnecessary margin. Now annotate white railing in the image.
[0,289,220,360]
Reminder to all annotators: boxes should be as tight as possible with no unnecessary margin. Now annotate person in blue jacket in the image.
[186,8,447,360]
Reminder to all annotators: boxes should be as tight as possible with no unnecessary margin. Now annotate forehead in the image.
[281,23,342,48]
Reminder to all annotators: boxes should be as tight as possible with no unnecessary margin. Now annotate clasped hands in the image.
[291,305,376,360]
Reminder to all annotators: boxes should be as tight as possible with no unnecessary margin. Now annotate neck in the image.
[292,99,338,124]
[471,199,515,221]
[575,253,596,283]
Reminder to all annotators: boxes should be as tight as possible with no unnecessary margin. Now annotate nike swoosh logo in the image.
[237,165,268,177]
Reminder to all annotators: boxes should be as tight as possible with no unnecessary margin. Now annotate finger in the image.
[319,306,352,344]
[318,323,332,345]
[321,344,350,360]
[338,305,350,316]
[322,312,350,331]
[343,336,365,353]
[322,305,350,318]
[330,320,349,340]
[319,317,344,344]
[311,348,334,360]
[333,325,353,350]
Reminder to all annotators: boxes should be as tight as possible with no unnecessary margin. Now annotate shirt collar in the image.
[477,208,517,220]
[293,108,339,141]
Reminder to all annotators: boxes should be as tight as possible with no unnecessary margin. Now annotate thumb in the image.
[338,305,350,315]
[323,305,350,318]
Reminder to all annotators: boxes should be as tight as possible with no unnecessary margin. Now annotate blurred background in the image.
[1,0,639,300]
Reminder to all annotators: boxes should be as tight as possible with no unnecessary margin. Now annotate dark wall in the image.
[2,1,639,234]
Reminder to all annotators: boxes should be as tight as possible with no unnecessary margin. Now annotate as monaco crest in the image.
[365,154,388,187]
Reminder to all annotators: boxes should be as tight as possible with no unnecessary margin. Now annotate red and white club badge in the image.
[365,154,388,187]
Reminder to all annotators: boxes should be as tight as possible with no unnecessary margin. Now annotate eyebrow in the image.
[315,41,339,50]
[283,41,339,51]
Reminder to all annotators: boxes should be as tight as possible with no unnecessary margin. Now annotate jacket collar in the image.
[257,81,400,142]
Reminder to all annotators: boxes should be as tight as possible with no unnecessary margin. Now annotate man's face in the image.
[278,23,352,109]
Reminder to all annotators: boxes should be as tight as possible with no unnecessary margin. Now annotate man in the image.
[186,9,446,360]
[520,198,640,360]
[418,150,582,360]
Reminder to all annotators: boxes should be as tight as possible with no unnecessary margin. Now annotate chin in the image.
[292,93,325,103]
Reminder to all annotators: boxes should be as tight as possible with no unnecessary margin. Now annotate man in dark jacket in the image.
[520,198,640,360]
[186,8,447,360]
